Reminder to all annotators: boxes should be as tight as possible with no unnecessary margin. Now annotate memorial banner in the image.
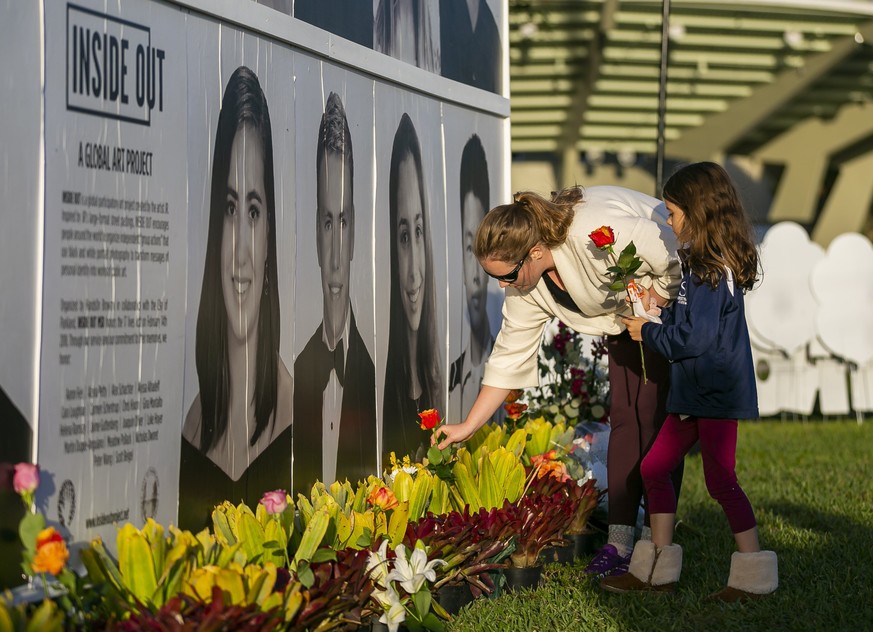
[39,0,187,545]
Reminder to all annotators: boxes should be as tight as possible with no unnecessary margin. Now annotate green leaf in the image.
[117,524,158,606]
[18,511,45,553]
[236,511,266,564]
[452,462,482,511]
[478,450,500,510]
[87,538,127,598]
[427,445,443,464]
[23,600,63,632]
[393,470,414,502]
[294,508,330,566]
[211,506,236,545]
[408,470,433,522]
[422,611,447,632]
[413,588,432,619]
[608,280,626,292]
[311,547,337,563]
[387,501,410,547]
[157,555,190,607]
[355,530,373,548]
[297,562,315,588]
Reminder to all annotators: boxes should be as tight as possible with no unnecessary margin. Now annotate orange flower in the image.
[418,408,441,431]
[31,527,69,576]
[531,449,558,466]
[504,402,528,420]
[588,225,616,250]
[536,460,569,481]
[367,486,399,511]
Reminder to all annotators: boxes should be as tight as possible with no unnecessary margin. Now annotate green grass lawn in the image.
[448,420,873,632]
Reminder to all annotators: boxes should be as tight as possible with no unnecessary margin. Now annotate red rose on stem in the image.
[589,226,616,250]
[589,225,649,383]
[418,408,441,430]
[504,402,528,420]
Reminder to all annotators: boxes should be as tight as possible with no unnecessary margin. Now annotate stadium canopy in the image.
[508,0,873,160]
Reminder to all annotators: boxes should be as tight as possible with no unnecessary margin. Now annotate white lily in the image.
[386,543,446,595]
[366,539,391,589]
[376,585,406,632]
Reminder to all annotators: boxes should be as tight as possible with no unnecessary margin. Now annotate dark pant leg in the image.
[606,331,681,527]
[697,418,757,533]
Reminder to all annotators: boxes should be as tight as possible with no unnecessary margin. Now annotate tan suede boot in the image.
[706,551,778,602]
[601,540,682,594]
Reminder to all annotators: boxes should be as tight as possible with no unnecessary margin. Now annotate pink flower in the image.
[13,463,39,495]
[259,489,288,515]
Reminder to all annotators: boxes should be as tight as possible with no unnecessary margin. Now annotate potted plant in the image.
[497,489,575,591]
[402,507,512,614]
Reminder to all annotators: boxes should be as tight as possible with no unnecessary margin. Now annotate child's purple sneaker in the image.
[583,544,630,578]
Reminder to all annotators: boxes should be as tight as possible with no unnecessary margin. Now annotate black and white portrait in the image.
[179,56,294,529]
[293,92,377,494]
[381,112,443,461]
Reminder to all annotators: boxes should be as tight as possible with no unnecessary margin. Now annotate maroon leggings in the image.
[641,414,757,534]
[606,331,682,527]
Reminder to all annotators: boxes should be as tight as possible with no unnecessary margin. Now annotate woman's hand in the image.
[621,315,648,342]
[432,421,476,450]
[433,385,512,450]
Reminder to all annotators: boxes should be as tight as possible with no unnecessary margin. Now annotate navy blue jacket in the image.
[641,267,759,420]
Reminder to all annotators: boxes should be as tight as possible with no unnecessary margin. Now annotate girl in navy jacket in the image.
[602,162,778,601]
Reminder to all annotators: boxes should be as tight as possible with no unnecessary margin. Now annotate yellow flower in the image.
[32,527,69,576]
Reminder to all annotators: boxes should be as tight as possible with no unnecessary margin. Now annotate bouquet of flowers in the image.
[524,321,610,426]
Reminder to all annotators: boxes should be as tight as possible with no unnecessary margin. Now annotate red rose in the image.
[589,226,616,249]
[504,402,528,420]
[418,408,441,430]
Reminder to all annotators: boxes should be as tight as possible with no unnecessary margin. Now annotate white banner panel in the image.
[39,0,187,547]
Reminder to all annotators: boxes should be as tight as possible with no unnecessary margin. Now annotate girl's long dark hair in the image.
[385,113,442,416]
[662,162,759,290]
[195,66,280,453]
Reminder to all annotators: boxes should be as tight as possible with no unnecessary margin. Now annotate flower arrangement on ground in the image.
[2,408,616,628]
[524,321,609,426]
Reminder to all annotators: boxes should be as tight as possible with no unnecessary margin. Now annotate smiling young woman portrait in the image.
[179,66,292,530]
[382,113,442,463]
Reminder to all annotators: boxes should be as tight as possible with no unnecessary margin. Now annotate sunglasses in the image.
[486,255,527,283]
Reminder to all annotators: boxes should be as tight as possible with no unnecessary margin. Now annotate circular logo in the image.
[140,467,159,522]
[57,479,76,528]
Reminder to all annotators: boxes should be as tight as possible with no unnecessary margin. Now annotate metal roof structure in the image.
[508,0,873,160]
